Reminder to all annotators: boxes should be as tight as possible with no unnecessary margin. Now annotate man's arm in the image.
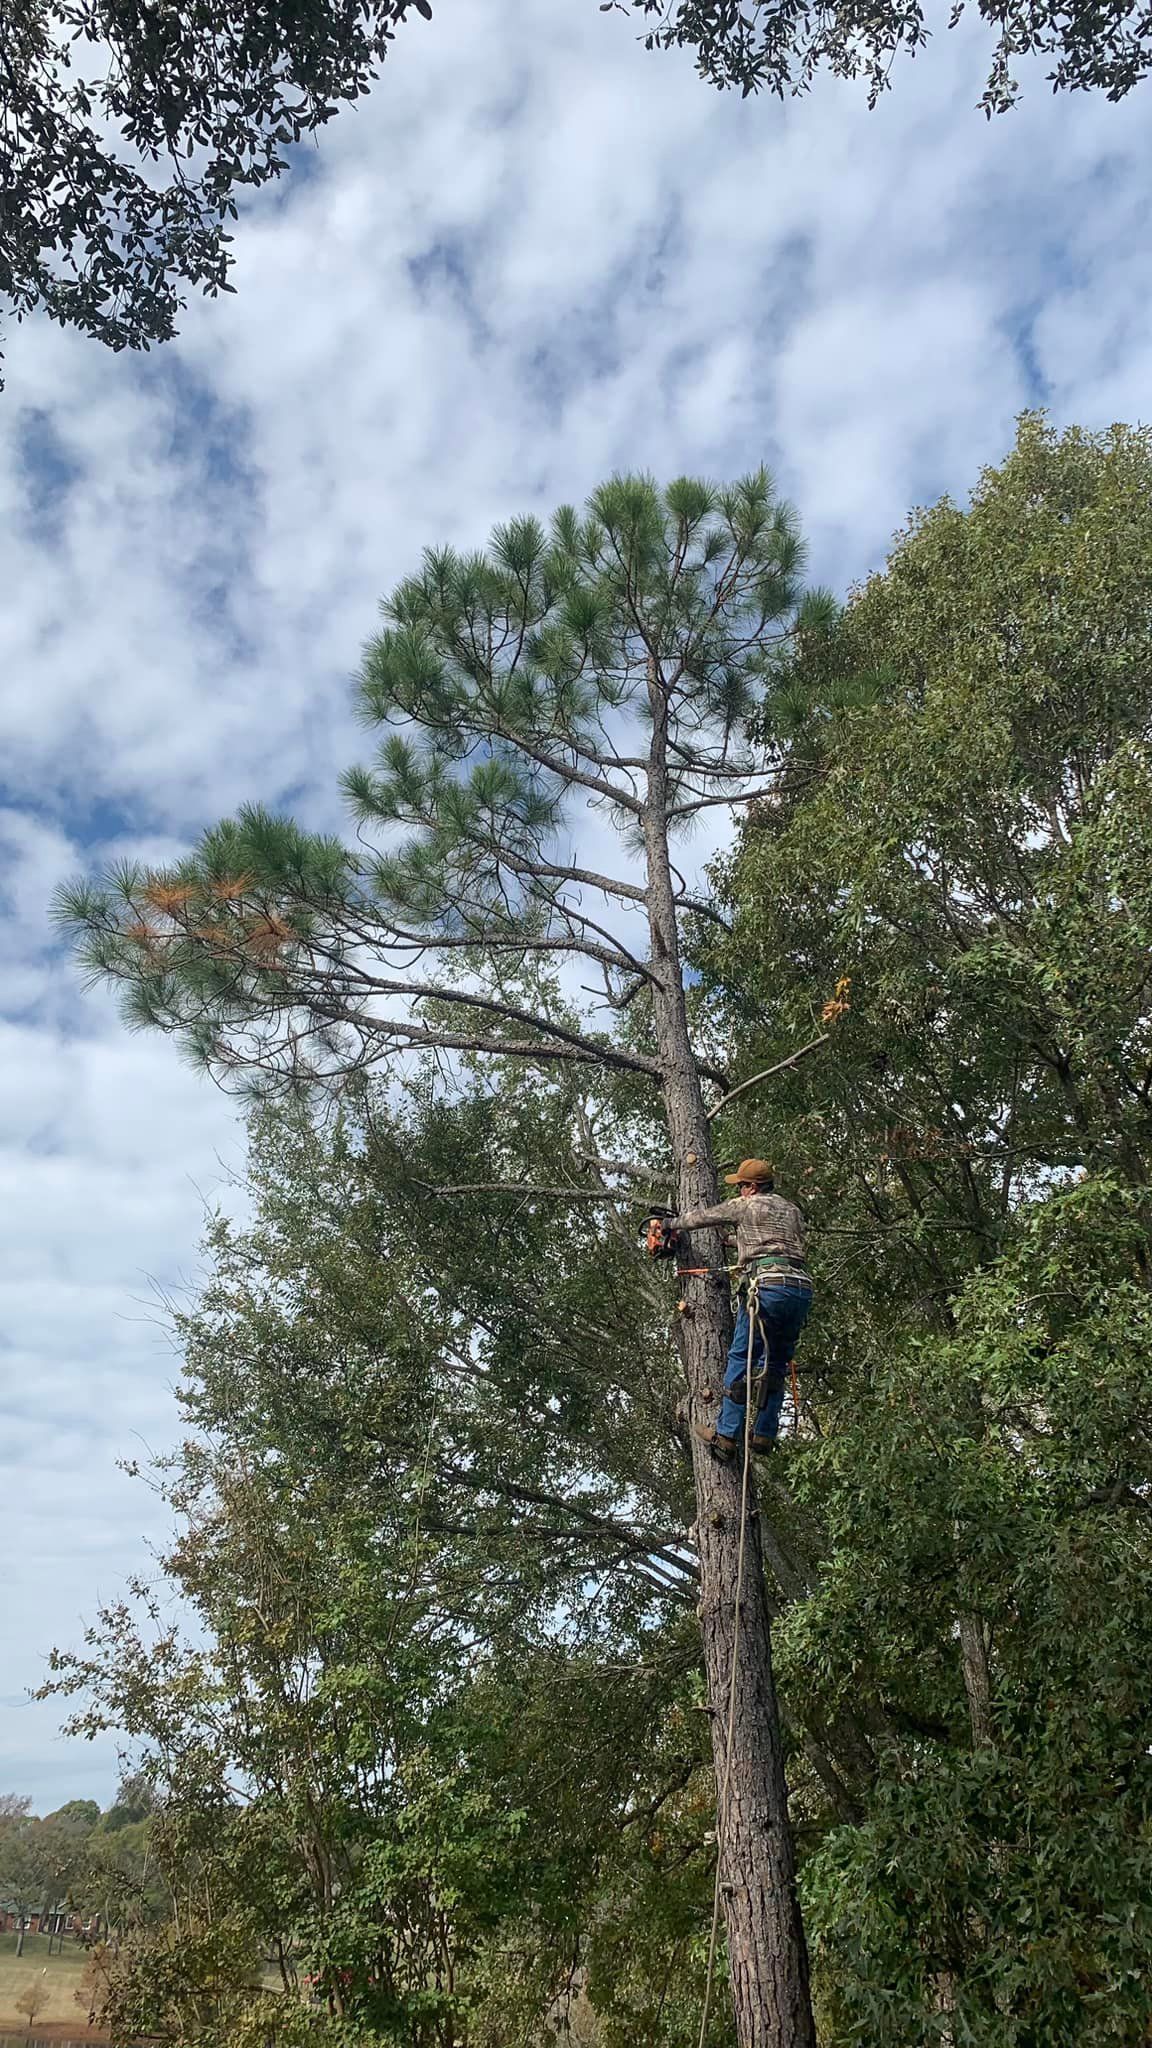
[668,1197,742,1232]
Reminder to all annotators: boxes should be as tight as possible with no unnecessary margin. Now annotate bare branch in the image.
[706,1033,830,1120]
[674,894,733,936]
[333,1010,663,1080]
[575,1151,673,1183]
[415,1179,647,1203]
[667,783,781,821]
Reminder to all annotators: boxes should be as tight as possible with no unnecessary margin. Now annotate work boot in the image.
[693,1422,736,1464]
[750,1435,776,1456]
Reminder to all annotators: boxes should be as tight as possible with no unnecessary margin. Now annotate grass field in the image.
[0,1938,89,2030]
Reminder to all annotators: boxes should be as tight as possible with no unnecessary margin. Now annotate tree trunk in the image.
[958,1611,993,1748]
[675,1199,816,2047]
[644,698,816,2048]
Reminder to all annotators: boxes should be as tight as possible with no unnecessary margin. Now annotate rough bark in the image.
[644,678,816,2048]
[958,1610,994,1749]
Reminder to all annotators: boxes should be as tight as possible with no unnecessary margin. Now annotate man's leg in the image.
[752,1288,812,1448]
[717,1290,765,1443]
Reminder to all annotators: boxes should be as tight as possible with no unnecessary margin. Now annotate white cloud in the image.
[1,0,1149,1807]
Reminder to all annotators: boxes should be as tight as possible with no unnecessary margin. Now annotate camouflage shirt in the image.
[670,1190,808,1271]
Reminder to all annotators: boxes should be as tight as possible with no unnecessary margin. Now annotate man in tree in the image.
[665,1156,812,1460]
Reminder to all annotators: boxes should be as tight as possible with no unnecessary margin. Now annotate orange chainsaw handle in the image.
[645,1215,665,1257]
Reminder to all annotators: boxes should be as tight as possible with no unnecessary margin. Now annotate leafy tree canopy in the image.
[47,418,1152,2045]
[692,413,1152,2042]
[42,1074,729,2048]
[630,0,1152,111]
[0,0,430,381]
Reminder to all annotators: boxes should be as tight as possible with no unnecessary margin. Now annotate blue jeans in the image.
[718,1280,813,1444]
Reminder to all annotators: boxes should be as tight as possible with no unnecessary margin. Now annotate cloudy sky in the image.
[2,0,1149,1810]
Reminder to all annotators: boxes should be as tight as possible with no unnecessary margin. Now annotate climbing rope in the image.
[696,1282,761,2048]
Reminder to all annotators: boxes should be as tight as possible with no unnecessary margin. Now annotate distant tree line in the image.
[0,1777,167,1955]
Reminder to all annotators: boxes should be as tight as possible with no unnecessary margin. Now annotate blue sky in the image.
[1,0,1150,1809]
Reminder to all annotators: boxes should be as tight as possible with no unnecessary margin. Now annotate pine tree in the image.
[58,469,836,2048]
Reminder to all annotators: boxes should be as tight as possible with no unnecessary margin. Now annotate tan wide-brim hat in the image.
[724,1157,773,1185]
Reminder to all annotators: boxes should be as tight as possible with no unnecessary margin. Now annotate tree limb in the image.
[706,1033,831,1119]
[434,1459,697,1583]
[414,1179,647,1203]
[575,1151,674,1183]
[667,783,780,821]
[489,723,645,815]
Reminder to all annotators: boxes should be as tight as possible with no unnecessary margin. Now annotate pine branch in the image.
[313,1003,665,1080]
[517,888,654,983]
[574,1152,673,1183]
[489,723,645,815]
[511,856,648,906]
[334,908,654,985]
[663,744,766,778]
[290,969,731,1089]
[281,953,665,1077]
[195,980,663,1084]
[370,824,650,915]
[669,881,733,934]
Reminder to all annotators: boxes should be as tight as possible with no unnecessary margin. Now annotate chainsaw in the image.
[644,1206,681,1261]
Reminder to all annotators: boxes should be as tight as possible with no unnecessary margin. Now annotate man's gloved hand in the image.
[645,1212,681,1260]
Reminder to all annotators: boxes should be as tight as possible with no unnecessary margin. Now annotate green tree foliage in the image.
[55,468,821,1102]
[629,0,1152,110]
[0,1809,45,1954]
[51,422,1152,2045]
[0,0,430,381]
[56,468,838,2048]
[692,414,1152,2042]
[42,1080,725,2047]
[47,1801,101,1829]
[0,1787,167,1951]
